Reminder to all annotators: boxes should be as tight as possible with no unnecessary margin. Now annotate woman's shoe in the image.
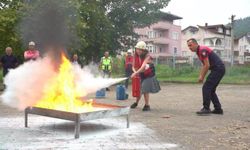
[130,102,138,109]
[142,105,150,111]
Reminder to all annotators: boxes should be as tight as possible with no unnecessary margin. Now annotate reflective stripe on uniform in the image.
[101,57,112,71]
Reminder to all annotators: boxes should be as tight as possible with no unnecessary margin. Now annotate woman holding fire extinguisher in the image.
[130,41,161,111]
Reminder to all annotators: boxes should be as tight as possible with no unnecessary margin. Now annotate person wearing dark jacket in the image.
[187,38,225,115]
[0,47,18,77]
[0,47,18,90]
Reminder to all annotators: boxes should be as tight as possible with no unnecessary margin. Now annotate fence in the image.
[154,56,202,69]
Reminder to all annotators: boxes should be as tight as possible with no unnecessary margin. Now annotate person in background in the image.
[71,54,79,65]
[187,38,225,115]
[124,49,133,89]
[24,41,40,61]
[0,47,18,89]
[100,51,113,91]
[130,41,161,111]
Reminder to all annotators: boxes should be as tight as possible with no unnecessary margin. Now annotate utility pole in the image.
[173,48,177,69]
[230,15,236,67]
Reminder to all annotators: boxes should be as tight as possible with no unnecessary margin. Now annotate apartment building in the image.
[134,12,182,58]
[181,24,232,62]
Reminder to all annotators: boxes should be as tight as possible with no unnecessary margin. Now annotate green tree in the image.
[74,0,115,64]
[234,16,250,38]
[0,1,24,62]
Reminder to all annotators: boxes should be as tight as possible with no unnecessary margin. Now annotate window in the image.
[148,45,155,53]
[153,46,156,53]
[182,51,187,56]
[148,45,156,53]
[215,39,222,46]
[148,31,158,39]
[159,47,162,53]
[204,39,213,46]
[218,27,223,33]
[154,32,157,38]
[148,45,152,53]
[172,32,179,40]
[174,47,177,54]
[148,31,153,38]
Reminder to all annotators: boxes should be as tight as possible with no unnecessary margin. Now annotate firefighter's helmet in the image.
[135,41,146,50]
[29,41,35,46]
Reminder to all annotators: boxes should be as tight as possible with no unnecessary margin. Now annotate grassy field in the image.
[155,65,250,84]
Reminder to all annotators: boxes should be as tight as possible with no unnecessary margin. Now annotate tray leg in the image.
[25,108,28,127]
[126,114,130,128]
[75,115,80,139]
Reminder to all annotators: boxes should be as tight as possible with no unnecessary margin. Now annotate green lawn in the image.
[155,65,250,84]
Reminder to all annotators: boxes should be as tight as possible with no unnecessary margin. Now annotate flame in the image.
[35,53,93,113]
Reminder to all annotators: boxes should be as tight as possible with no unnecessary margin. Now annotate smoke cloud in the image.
[19,0,77,63]
[1,58,126,110]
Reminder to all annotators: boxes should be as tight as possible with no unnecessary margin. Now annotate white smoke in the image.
[73,64,126,95]
[1,57,126,110]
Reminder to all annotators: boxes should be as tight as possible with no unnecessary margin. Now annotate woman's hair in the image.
[140,50,149,59]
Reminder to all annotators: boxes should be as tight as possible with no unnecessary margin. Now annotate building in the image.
[134,12,182,59]
[181,24,232,63]
[234,32,250,64]
[181,26,199,58]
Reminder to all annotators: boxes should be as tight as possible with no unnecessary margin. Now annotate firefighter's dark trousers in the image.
[202,66,225,110]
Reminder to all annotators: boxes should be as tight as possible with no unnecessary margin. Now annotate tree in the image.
[234,16,250,38]
[0,1,23,62]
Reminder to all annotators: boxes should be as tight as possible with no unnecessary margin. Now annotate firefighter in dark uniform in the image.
[187,38,225,115]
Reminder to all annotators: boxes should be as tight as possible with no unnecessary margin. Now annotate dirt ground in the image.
[0,83,250,149]
[128,83,250,150]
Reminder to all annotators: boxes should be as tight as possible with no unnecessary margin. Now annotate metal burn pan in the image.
[25,103,130,139]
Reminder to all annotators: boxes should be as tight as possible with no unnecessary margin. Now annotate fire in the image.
[35,53,93,113]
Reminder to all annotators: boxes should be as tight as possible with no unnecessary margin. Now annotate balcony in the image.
[153,37,171,45]
[209,45,225,50]
[152,22,171,30]
[144,37,170,45]
[150,53,171,58]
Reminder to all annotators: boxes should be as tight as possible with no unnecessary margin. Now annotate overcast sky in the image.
[163,0,250,29]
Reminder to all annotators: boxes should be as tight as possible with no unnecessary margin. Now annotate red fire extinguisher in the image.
[132,75,141,97]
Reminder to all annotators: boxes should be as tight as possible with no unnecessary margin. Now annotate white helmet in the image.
[127,49,133,53]
[135,41,146,50]
[29,41,35,46]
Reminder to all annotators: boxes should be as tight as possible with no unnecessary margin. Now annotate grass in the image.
[155,65,250,84]
[156,65,199,83]
[221,66,250,84]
